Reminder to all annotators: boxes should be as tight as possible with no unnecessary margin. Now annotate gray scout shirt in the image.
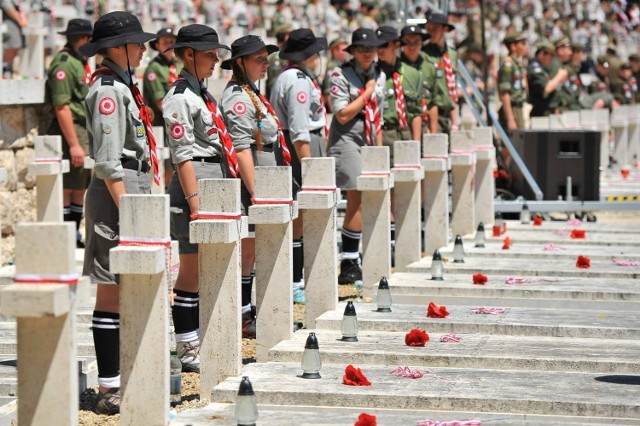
[270,66,326,142]
[162,70,223,164]
[84,59,148,180]
[328,60,386,147]
[221,80,279,151]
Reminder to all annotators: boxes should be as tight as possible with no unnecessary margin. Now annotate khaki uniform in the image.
[497,55,526,129]
[555,63,582,112]
[422,43,458,134]
[584,72,614,109]
[143,54,182,126]
[610,77,635,105]
[266,51,284,98]
[400,51,435,129]
[527,59,556,117]
[466,6,482,47]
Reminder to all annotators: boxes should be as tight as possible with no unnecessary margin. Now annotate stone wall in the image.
[0,105,42,266]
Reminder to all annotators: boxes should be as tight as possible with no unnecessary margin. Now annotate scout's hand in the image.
[69,145,85,168]
[556,68,569,83]
[507,117,518,131]
[364,79,376,99]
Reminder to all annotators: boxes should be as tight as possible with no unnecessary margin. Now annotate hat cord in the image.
[125,44,134,89]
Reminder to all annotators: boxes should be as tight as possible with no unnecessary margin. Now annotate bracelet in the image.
[184,191,198,200]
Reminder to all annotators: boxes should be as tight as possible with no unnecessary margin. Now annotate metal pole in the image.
[480,0,490,125]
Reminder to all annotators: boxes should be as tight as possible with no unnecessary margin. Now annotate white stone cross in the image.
[297,157,339,329]
[626,105,640,168]
[421,134,449,254]
[611,105,629,168]
[190,178,247,397]
[152,125,169,194]
[472,127,495,227]
[28,135,70,222]
[450,130,476,237]
[0,222,89,426]
[249,166,297,362]
[357,146,393,299]
[391,141,424,271]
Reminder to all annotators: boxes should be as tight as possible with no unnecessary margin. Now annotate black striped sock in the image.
[92,311,120,380]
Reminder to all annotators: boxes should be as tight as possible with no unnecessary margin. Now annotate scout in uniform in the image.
[270,28,328,303]
[399,25,432,132]
[79,11,157,415]
[497,31,528,131]
[610,63,636,105]
[266,23,293,98]
[326,28,386,285]
[46,19,93,248]
[584,56,616,109]
[422,13,460,135]
[162,24,233,373]
[527,41,568,118]
[143,27,180,185]
[220,35,284,336]
[551,36,580,112]
[322,37,349,112]
[629,53,640,103]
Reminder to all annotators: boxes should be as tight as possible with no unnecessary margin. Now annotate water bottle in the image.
[170,332,182,405]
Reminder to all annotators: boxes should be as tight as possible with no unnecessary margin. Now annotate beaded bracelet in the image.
[184,192,198,200]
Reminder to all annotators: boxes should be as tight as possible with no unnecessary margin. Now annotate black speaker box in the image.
[510,130,600,201]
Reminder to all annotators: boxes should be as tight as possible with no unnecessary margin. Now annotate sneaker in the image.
[95,388,120,415]
[242,310,256,339]
[177,341,200,373]
[293,287,306,304]
[76,239,85,249]
[338,258,362,285]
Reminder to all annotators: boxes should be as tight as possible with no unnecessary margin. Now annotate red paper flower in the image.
[493,170,499,179]
[621,169,630,179]
[343,365,371,386]
[354,413,377,426]
[473,273,488,285]
[405,328,429,346]
[533,215,543,226]
[502,236,511,249]
[576,255,591,269]
[570,229,586,239]
[427,302,449,318]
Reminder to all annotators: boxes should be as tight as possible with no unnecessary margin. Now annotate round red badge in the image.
[171,122,185,139]
[147,72,156,81]
[233,102,246,115]
[98,97,116,115]
[296,91,308,103]
[55,70,66,80]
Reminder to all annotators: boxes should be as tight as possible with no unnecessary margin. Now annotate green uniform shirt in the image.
[466,6,482,46]
[400,51,435,107]
[144,54,182,126]
[610,76,635,105]
[527,59,556,117]
[266,51,284,98]
[422,43,458,112]
[46,45,89,123]
[497,55,526,104]
[555,63,582,111]
[379,60,423,128]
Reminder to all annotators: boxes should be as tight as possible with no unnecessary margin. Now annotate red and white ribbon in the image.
[34,158,62,163]
[193,211,242,220]
[393,163,422,169]
[14,273,79,285]
[473,145,494,152]
[442,52,458,103]
[300,185,337,191]
[612,258,640,267]
[470,307,506,315]
[392,71,408,129]
[119,236,172,247]
[251,197,294,205]
[422,155,449,160]
[439,333,463,342]
[389,366,423,379]
[360,171,391,176]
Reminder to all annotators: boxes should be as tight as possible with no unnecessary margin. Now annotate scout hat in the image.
[375,26,400,44]
[165,24,230,52]
[597,55,610,68]
[468,42,483,54]
[79,11,156,57]
[400,24,430,42]
[150,27,176,51]
[343,28,385,53]
[274,23,294,38]
[503,30,526,46]
[279,28,327,61]
[426,13,455,32]
[552,36,571,49]
[58,18,93,36]
[629,53,640,62]
[571,42,585,52]
[220,35,278,70]
[535,41,555,55]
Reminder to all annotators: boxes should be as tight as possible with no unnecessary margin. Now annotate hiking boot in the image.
[338,258,362,285]
[242,310,256,339]
[293,287,306,304]
[95,388,120,415]
[177,341,200,373]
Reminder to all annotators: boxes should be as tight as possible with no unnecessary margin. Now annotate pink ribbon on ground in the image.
[554,229,570,237]
[505,276,563,285]
[470,307,506,315]
[389,367,424,379]
[416,419,482,426]
[612,258,640,267]
[543,243,567,251]
[440,333,463,342]
[567,218,583,226]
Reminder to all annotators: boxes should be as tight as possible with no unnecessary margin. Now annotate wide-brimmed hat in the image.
[400,25,430,43]
[552,36,571,49]
[58,18,93,36]
[535,41,555,55]
[150,27,176,51]
[503,30,526,46]
[165,24,229,53]
[343,28,385,53]
[426,13,455,32]
[280,28,327,61]
[78,11,156,57]
[220,35,278,70]
[375,26,399,44]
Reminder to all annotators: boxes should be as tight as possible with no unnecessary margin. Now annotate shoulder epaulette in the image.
[173,79,189,94]
[297,71,306,79]
[233,85,243,93]
[101,74,114,86]
[61,54,68,62]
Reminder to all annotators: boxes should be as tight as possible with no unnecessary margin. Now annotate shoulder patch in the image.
[147,72,156,82]
[61,54,68,62]
[101,74,115,86]
[55,70,66,80]
[297,71,306,79]
[170,122,185,139]
[296,91,308,103]
[173,79,188,94]
[233,102,247,115]
[98,97,116,115]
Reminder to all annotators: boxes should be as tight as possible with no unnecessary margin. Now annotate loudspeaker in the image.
[510,130,600,201]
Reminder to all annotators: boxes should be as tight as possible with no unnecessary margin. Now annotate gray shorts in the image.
[2,18,24,49]
[169,160,225,254]
[327,137,362,191]
[83,169,151,285]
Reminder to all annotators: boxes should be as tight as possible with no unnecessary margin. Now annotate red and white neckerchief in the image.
[257,92,292,166]
[421,98,429,124]
[359,88,382,146]
[90,68,160,185]
[284,64,329,140]
[61,46,91,84]
[168,64,179,84]
[442,52,458,102]
[201,89,240,178]
[392,71,408,129]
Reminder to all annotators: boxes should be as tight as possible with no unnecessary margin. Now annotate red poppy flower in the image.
[502,236,511,249]
[576,255,591,269]
[405,328,429,346]
[427,302,449,318]
[570,229,586,239]
[533,215,543,226]
[354,413,377,426]
[621,169,630,179]
[493,169,499,179]
[343,365,371,386]
[473,273,488,285]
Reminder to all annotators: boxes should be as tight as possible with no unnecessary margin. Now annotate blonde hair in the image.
[232,61,264,151]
